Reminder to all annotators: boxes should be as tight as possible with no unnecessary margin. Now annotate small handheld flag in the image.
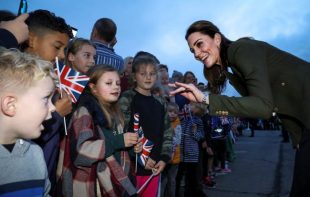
[178,104,191,121]
[56,61,89,103]
[137,135,154,167]
[133,113,154,168]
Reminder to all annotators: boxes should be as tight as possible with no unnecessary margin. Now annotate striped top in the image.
[181,116,205,163]
[93,41,124,72]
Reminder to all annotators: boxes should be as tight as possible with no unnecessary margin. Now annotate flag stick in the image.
[137,170,155,194]
[135,154,138,173]
[55,57,68,135]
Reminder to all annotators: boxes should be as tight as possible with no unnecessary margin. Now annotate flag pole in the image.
[137,169,156,194]
[133,113,140,173]
[55,57,68,135]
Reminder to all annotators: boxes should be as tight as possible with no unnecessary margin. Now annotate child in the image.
[178,102,206,197]
[22,9,74,193]
[161,102,182,197]
[0,49,55,196]
[211,116,231,174]
[22,9,73,62]
[57,65,138,197]
[119,51,173,197]
[64,38,96,75]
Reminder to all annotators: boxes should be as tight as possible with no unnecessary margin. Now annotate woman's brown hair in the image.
[185,20,232,94]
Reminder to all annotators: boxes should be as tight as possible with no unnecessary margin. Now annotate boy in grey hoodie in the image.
[0,48,55,197]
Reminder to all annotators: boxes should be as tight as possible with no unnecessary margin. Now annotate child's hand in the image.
[153,160,166,175]
[134,138,143,153]
[55,90,72,117]
[206,147,214,156]
[202,141,207,149]
[123,132,138,147]
[145,158,156,170]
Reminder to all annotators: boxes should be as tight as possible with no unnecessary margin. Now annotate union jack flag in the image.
[133,113,154,167]
[137,134,154,167]
[56,63,89,103]
[178,104,192,120]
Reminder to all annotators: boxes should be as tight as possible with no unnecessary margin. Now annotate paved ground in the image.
[205,130,295,197]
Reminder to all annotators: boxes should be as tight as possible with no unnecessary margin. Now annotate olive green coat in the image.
[208,39,310,145]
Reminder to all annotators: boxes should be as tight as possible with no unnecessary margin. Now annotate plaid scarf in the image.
[56,90,136,197]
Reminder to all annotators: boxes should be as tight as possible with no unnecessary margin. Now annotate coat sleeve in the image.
[71,106,107,167]
[0,29,18,48]
[118,90,134,132]
[209,40,274,119]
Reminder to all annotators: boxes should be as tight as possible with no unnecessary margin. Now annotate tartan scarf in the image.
[56,90,136,196]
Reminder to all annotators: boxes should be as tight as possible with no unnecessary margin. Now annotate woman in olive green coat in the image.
[170,20,310,197]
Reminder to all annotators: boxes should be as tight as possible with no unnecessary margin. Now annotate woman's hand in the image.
[169,82,207,104]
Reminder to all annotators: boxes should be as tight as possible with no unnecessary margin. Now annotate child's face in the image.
[69,44,96,74]
[184,73,196,84]
[168,109,178,122]
[29,31,70,63]
[14,77,55,140]
[125,59,133,75]
[134,64,157,95]
[91,71,121,104]
[160,72,169,85]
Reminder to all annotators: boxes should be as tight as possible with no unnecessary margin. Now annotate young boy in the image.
[22,9,73,62]
[161,102,182,197]
[0,49,55,196]
[21,9,73,193]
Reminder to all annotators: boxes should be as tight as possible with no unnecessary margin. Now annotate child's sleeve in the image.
[193,118,205,141]
[118,91,133,132]
[100,127,125,152]
[71,106,110,167]
[43,169,51,197]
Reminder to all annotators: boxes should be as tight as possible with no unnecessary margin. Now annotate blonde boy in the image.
[0,48,55,197]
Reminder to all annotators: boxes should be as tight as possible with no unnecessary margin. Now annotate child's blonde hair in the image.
[0,48,53,94]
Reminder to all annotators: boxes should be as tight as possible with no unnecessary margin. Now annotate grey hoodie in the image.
[0,139,50,197]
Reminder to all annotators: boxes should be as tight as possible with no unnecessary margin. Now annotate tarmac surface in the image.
[205,130,295,197]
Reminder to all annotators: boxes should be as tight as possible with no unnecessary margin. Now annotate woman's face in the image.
[187,32,221,68]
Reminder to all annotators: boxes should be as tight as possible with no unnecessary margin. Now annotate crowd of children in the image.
[0,9,242,197]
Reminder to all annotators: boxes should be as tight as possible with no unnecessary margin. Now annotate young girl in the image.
[119,51,173,197]
[57,65,138,197]
[65,37,96,75]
